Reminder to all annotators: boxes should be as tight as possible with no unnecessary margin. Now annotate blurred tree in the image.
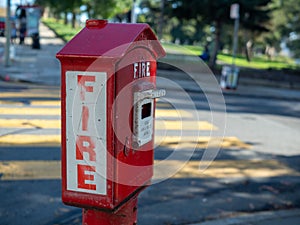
[84,0,131,19]
[258,0,300,58]
[170,19,200,44]
[35,0,82,27]
[277,0,300,57]
[35,0,132,27]
[170,0,273,68]
[139,0,207,43]
[139,0,168,37]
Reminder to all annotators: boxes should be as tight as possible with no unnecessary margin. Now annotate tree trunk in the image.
[209,20,222,69]
[71,11,76,29]
[64,12,68,25]
[86,4,92,18]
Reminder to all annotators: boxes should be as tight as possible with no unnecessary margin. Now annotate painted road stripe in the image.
[0,107,60,115]
[0,119,214,131]
[155,159,300,179]
[2,108,190,117]
[156,136,252,149]
[156,109,194,119]
[0,119,61,129]
[0,107,197,120]
[0,160,61,180]
[0,134,61,146]
[1,159,298,181]
[0,100,60,106]
[0,134,250,149]
[156,120,217,131]
[0,102,244,149]
[0,91,60,98]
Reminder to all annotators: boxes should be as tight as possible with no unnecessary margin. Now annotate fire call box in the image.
[133,89,166,148]
[56,20,165,210]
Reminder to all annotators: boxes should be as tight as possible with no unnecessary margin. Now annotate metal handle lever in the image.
[134,89,166,102]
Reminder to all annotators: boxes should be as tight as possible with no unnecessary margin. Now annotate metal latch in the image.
[134,89,166,102]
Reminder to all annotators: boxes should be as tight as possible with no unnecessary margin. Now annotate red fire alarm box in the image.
[56,19,165,211]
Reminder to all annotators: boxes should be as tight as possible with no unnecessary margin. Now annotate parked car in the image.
[0,17,17,37]
[0,17,5,36]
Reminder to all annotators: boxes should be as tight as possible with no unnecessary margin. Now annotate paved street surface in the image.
[0,23,300,225]
[0,81,72,225]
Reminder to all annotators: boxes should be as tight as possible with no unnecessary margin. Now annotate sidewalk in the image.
[0,22,63,85]
[1,22,300,225]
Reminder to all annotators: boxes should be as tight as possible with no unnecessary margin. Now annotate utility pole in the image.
[158,0,165,40]
[131,0,137,23]
[230,3,239,67]
[4,0,11,67]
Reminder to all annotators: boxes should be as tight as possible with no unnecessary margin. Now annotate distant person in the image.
[200,45,210,62]
[18,8,27,45]
[265,45,276,61]
[10,21,17,44]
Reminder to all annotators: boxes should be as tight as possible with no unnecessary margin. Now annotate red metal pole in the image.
[82,196,138,225]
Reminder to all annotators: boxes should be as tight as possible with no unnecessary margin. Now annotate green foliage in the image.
[43,16,294,70]
[42,18,81,42]
[35,0,132,22]
[168,0,274,68]
[38,0,300,62]
[279,0,300,57]
[287,39,300,58]
[170,19,197,44]
[83,0,132,19]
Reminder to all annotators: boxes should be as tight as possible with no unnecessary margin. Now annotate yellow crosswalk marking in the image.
[30,101,60,106]
[0,102,248,150]
[1,159,298,181]
[159,160,300,179]
[156,136,251,149]
[0,119,60,128]
[156,120,217,131]
[0,107,60,115]
[0,133,250,150]
[156,109,194,119]
[0,91,60,98]
[0,100,60,106]
[0,160,61,180]
[0,134,61,146]
[0,117,215,130]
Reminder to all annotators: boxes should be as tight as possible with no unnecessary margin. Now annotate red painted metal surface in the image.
[82,195,138,225]
[56,19,165,223]
[114,48,157,205]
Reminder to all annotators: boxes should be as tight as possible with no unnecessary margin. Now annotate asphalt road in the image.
[0,76,300,225]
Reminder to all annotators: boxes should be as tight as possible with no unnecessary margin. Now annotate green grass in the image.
[162,42,203,55]
[42,18,82,42]
[43,17,295,70]
[163,44,296,69]
[163,42,295,70]
[217,53,295,70]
